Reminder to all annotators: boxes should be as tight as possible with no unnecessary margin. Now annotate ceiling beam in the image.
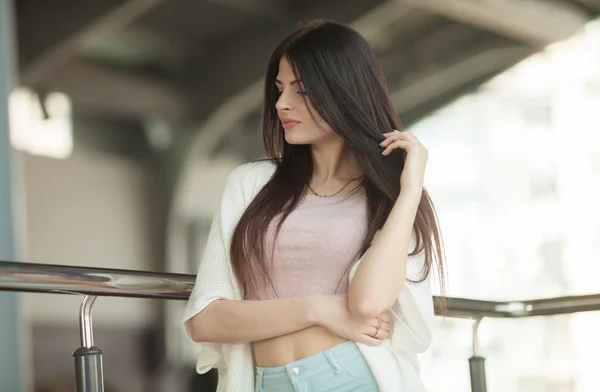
[577,0,600,11]
[351,1,418,52]
[188,80,263,157]
[185,1,417,119]
[205,0,289,19]
[390,46,533,113]
[17,0,166,85]
[41,60,189,121]
[186,1,421,156]
[398,0,590,46]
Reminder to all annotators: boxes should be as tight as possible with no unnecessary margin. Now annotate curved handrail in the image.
[1,260,599,319]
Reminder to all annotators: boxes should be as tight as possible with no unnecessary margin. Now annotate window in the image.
[9,87,73,159]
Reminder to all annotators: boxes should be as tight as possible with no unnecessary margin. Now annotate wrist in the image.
[397,187,422,206]
[399,185,422,199]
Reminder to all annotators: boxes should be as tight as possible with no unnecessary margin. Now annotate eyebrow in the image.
[274,78,302,86]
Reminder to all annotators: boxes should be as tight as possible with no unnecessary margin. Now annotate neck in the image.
[310,137,362,186]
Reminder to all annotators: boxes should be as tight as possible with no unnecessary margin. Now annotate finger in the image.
[382,131,418,142]
[371,320,390,333]
[406,133,420,143]
[379,137,399,148]
[380,133,419,149]
[378,329,390,340]
[382,140,410,156]
[380,315,394,333]
[382,129,401,135]
[382,131,419,144]
[371,326,380,338]
[378,317,393,329]
[357,334,384,347]
[377,312,393,323]
[368,326,390,340]
[379,132,409,146]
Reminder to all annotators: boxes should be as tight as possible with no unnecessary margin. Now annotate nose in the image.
[275,90,291,112]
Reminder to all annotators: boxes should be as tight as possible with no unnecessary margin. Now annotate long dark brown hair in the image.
[230,19,446,312]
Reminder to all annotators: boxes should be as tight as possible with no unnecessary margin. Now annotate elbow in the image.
[188,300,228,343]
[349,298,386,320]
[190,328,207,343]
[188,315,212,343]
[349,289,403,319]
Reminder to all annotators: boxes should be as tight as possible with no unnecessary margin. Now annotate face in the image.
[275,57,336,145]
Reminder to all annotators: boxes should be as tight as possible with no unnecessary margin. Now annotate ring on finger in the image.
[373,326,380,338]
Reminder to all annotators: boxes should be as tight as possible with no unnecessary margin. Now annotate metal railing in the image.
[2,260,600,392]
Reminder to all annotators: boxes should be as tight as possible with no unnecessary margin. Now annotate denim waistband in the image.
[256,340,359,376]
[255,341,380,392]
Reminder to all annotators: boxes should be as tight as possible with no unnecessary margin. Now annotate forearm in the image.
[348,188,421,318]
[189,296,318,343]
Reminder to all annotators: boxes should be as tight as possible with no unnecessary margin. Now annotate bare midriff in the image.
[249,189,368,367]
[252,325,347,367]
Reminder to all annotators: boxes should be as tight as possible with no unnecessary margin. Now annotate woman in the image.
[183,19,446,392]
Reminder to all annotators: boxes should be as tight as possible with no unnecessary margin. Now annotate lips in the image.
[281,119,300,129]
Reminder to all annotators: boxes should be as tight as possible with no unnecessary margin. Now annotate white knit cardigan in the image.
[183,161,435,392]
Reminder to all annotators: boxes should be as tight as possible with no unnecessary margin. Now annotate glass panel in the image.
[413,18,600,392]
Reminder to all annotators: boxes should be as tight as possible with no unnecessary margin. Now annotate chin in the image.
[284,132,314,145]
[283,126,335,145]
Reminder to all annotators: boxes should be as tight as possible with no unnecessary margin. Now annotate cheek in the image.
[316,117,333,134]
[303,113,333,138]
[309,117,334,139]
[284,101,335,144]
[302,105,332,134]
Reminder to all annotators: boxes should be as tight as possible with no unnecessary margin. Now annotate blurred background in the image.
[1,0,599,391]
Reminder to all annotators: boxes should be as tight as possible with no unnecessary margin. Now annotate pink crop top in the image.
[247,187,369,300]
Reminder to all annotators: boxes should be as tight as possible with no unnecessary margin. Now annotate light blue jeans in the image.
[255,340,379,392]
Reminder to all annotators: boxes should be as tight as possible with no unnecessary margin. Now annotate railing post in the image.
[72,295,104,392]
[469,318,487,392]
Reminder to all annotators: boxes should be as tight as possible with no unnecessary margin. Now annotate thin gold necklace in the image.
[308,177,364,198]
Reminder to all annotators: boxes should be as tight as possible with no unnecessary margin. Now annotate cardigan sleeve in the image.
[388,245,435,354]
[181,166,246,374]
